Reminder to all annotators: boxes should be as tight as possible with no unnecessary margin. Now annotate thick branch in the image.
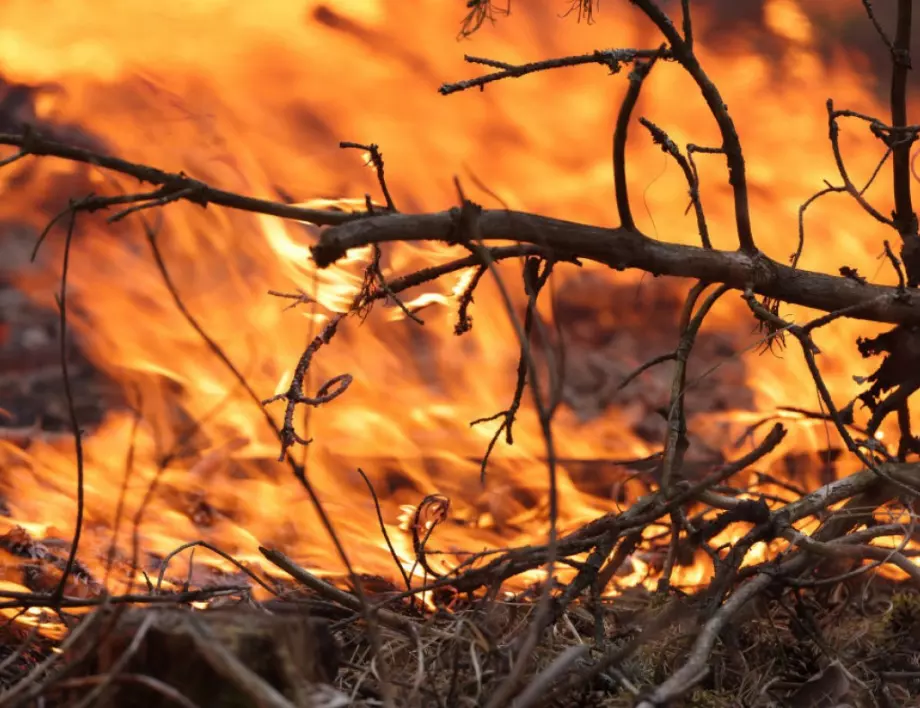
[7,129,919,327]
[312,209,920,325]
[891,0,915,238]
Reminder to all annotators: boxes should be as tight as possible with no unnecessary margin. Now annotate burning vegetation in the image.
[0,0,920,705]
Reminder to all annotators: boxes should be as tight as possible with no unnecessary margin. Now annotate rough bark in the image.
[312,208,920,325]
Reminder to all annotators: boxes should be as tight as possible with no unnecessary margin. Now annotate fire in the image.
[0,0,914,631]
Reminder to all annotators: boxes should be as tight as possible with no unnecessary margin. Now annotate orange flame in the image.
[0,0,915,632]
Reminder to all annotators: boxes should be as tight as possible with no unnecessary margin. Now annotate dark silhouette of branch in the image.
[312,209,920,325]
[5,2,920,705]
[629,0,756,253]
[49,207,85,605]
[861,0,894,49]
[439,48,670,95]
[340,141,397,212]
[3,128,918,333]
[140,220,395,704]
[470,256,554,482]
[0,130,360,227]
[357,468,412,593]
[890,0,916,239]
[613,48,664,231]
[639,117,712,249]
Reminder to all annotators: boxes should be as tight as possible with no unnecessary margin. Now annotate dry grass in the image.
[320,577,920,707]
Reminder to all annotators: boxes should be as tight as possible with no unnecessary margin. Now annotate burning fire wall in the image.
[0,0,918,703]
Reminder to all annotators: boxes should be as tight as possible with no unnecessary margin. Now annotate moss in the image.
[884,591,920,637]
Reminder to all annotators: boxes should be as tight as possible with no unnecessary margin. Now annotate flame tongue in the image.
[0,0,912,633]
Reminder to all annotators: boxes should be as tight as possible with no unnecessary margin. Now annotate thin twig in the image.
[439,49,670,95]
[613,48,665,230]
[826,101,896,227]
[617,351,677,391]
[630,0,756,252]
[861,0,894,49]
[259,547,419,635]
[639,117,712,249]
[340,141,397,212]
[49,207,85,605]
[450,181,559,708]
[153,540,278,597]
[103,400,142,589]
[883,238,907,289]
[140,219,394,704]
[357,468,412,592]
[0,130,362,228]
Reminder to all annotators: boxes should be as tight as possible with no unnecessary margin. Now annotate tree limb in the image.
[312,209,920,325]
[0,130,361,228]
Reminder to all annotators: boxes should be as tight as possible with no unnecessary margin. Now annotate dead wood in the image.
[2,0,920,706]
[311,209,920,326]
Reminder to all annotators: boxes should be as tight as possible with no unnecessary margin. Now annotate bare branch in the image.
[312,209,920,325]
[340,141,397,212]
[439,48,669,95]
[630,0,756,252]
[861,0,894,50]
[889,0,916,239]
[613,48,665,230]
[0,130,361,227]
[639,117,712,248]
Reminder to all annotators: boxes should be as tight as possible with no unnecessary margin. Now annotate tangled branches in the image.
[2,0,920,705]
